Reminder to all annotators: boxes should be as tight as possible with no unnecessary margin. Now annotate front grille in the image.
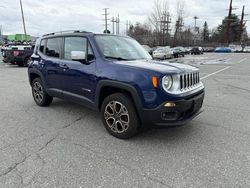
[180,72,200,90]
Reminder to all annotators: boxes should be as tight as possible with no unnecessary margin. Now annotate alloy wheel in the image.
[104,101,130,133]
[33,82,44,104]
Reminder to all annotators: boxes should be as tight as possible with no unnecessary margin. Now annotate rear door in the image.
[41,37,64,91]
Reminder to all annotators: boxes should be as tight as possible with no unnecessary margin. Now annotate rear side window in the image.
[64,37,87,60]
[39,40,45,53]
[46,38,62,58]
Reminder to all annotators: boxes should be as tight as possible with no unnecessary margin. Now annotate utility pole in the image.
[173,17,184,46]
[116,15,120,35]
[193,16,199,45]
[111,17,116,34]
[225,0,233,44]
[0,25,2,44]
[239,5,245,43]
[19,0,27,41]
[194,16,199,31]
[161,12,171,46]
[126,20,130,35]
[166,13,171,42]
[103,8,109,33]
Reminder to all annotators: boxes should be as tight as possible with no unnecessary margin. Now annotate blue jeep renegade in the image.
[28,31,204,139]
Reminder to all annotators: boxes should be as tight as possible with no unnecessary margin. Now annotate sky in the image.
[0,0,249,37]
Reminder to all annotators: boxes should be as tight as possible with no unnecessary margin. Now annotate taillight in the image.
[13,51,19,57]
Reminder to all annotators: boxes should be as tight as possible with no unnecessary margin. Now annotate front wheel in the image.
[101,93,140,139]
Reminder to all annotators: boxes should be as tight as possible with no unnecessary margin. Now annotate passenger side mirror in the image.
[71,51,86,63]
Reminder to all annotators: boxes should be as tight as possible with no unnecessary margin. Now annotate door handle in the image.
[59,63,69,69]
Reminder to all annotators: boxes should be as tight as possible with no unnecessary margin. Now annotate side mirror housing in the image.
[71,51,86,62]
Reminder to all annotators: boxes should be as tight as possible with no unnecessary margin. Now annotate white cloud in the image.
[0,0,249,36]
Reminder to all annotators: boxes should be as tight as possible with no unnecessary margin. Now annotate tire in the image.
[23,57,30,67]
[32,78,53,106]
[101,93,140,139]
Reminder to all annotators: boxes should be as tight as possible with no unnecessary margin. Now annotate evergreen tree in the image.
[203,21,209,42]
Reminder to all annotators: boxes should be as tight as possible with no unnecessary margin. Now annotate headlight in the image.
[162,75,173,91]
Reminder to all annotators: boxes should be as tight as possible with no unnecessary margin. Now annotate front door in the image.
[59,37,96,102]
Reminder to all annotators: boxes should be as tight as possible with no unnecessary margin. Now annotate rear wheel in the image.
[101,93,140,139]
[23,57,30,67]
[32,78,53,106]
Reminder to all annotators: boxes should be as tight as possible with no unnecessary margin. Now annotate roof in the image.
[41,30,131,39]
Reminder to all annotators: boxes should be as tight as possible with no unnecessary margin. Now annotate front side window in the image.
[46,38,62,58]
[95,35,152,61]
[64,37,87,60]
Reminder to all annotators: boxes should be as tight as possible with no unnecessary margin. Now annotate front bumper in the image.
[140,90,204,127]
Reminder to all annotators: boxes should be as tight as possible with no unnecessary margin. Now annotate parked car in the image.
[214,47,231,53]
[171,47,185,58]
[185,47,192,54]
[190,47,203,55]
[152,47,173,59]
[3,44,34,66]
[203,47,215,52]
[243,46,250,53]
[229,45,243,53]
[28,31,205,139]
[142,45,152,55]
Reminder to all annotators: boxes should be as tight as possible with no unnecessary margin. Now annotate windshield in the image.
[95,35,152,61]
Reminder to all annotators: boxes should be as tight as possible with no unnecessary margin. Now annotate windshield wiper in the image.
[104,56,130,61]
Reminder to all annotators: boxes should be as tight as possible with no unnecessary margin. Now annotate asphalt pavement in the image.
[0,53,250,187]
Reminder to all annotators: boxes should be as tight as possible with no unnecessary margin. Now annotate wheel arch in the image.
[96,80,144,122]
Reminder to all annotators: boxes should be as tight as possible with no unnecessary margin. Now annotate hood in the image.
[114,60,198,74]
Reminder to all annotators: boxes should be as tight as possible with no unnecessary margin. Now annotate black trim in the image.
[140,90,205,127]
[95,80,144,117]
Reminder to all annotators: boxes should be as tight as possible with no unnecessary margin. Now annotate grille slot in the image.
[180,72,200,90]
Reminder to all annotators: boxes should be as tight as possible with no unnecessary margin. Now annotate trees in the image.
[127,23,154,46]
[210,14,244,43]
[202,21,209,42]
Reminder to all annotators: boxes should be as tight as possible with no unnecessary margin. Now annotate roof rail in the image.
[42,30,92,37]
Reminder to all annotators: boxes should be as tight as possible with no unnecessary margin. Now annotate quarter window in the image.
[45,38,62,58]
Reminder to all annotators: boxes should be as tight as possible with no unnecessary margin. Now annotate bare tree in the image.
[148,0,169,33]
[176,0,185,20]
[173,0,186,46]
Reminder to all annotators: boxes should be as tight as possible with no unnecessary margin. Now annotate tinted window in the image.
[46,38,61,58]
[64,37,87,60]
[39,40,45,54]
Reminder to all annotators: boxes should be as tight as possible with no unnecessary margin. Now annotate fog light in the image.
[164,102,176,107]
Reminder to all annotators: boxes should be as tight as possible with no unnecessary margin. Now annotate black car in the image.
[171,47,185,58]
[190,47,203,55]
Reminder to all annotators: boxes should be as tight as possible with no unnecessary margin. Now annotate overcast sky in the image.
[0,0,249,37]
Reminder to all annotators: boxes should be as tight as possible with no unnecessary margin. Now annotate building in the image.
[7,34,32,42]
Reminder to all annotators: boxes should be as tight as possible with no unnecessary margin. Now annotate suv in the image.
[28,31,204,139]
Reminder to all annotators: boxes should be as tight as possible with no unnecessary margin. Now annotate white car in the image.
[153,47,173,60]
[243,46,250,53]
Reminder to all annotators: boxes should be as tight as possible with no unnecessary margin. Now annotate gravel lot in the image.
[0,53,250,187]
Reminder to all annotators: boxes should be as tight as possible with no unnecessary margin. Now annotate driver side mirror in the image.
[71,51,86,63]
